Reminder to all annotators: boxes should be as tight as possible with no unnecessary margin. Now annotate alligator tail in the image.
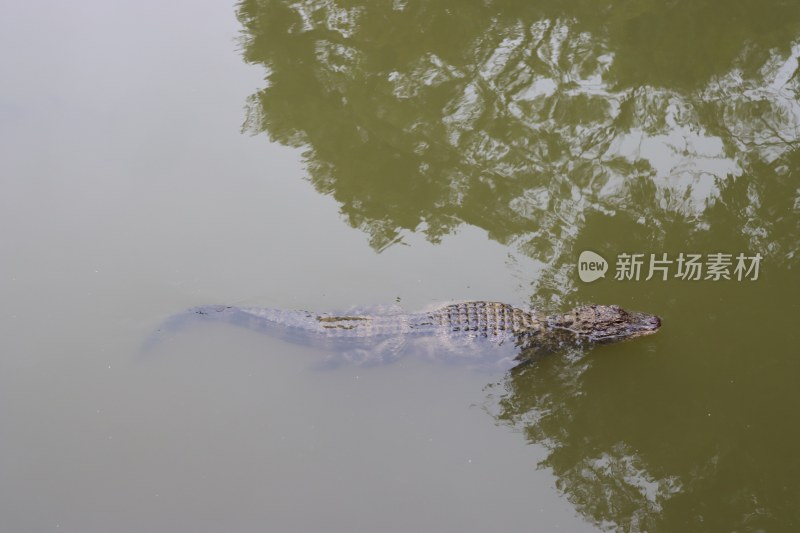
[141,305,237,352]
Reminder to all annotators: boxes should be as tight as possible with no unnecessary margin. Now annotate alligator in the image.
[150,301,661,370]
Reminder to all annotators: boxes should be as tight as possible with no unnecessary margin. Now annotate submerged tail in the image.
[142,304,323,352]
[141,305,237,351]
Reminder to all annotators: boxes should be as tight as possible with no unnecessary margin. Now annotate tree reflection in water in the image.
[237,1,800,530]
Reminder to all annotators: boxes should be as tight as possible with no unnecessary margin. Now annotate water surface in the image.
[2,0,799,531]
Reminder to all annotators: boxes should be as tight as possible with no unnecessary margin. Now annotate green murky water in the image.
[2,0,798,531]
[236,2,800,528]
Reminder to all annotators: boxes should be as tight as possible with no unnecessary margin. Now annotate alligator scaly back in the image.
[146,301,661,369]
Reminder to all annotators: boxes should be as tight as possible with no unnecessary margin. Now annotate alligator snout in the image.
[635,313,661,335]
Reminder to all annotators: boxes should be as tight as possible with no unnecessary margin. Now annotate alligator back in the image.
[222,301,541,340]
[146,302,539,369]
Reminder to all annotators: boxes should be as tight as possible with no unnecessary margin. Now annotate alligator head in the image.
[549,304,661,344]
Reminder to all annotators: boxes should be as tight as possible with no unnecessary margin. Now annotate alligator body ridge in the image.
[151,301,661,369]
